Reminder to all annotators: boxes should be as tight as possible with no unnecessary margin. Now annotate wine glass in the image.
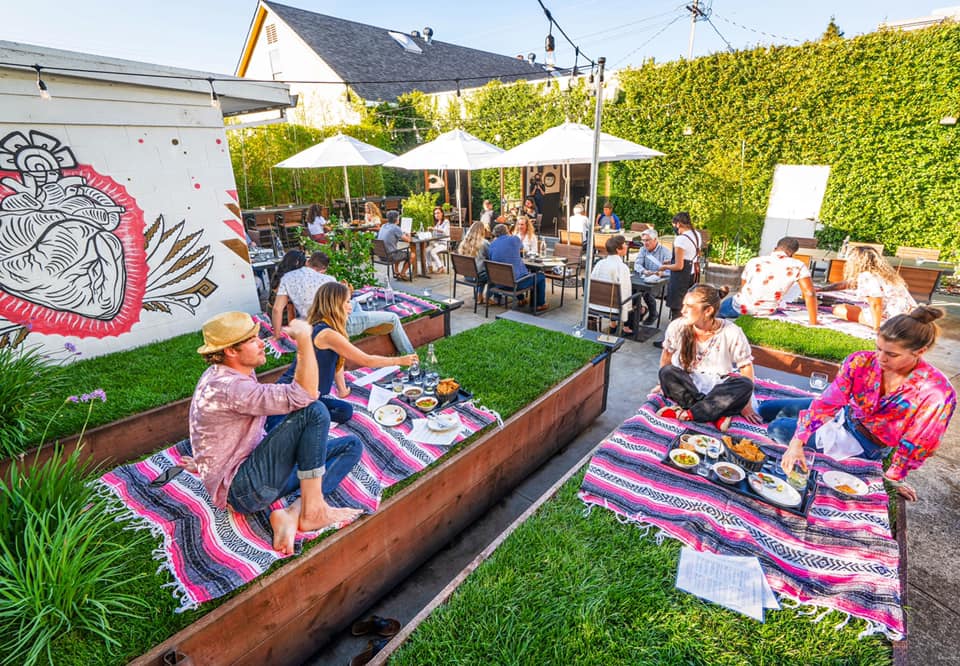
[809,372,829,391]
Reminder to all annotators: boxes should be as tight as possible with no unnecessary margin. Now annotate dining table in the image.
[402,233,450,278]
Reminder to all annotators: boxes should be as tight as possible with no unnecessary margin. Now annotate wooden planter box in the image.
[132,352,612,665]
[2,312,447,478]
[750,344,841,381]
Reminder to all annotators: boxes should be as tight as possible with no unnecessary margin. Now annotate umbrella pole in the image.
[580,58,606,332]
[343,165,353,222]
[452,170,461,296]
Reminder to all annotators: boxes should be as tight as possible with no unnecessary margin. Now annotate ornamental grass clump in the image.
[0,391,150,666]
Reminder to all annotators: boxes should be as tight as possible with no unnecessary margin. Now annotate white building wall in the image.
[0,68,262,359]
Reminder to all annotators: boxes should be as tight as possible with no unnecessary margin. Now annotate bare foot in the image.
[298,500,363,533]
[269,506,300,555]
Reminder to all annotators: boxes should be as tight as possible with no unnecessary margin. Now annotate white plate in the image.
[427,413,460,432]
[680,434,722,455]
[748,472,802,508]
[373,404,406,427]
[822,470,869,496]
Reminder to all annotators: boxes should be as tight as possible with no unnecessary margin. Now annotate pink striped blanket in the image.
[96,368,495,610]
[579,380,904,639]
[763,300,876,340]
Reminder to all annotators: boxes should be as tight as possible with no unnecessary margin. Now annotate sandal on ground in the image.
[350,638,390,666]
[351,615,401,637]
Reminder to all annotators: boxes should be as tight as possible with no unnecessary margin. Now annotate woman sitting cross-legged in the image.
[267,282,419,431]
[654,284,762,432]
[770,306,955,501]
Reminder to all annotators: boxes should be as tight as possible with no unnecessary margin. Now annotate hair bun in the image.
[910,306,944,325]
[717,285,730,298]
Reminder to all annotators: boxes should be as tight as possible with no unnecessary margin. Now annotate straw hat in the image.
[196,312,260,354]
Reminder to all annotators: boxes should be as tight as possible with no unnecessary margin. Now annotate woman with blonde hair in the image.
[427,206,450,273]
[268,282,418,428]
[513,214,539,255]
[457,221,490,303]
[364,201,383,227]
[825,246,916,331]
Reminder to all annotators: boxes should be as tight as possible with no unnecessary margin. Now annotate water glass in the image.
[409,362,422,385]
[809,372,829,391]
[392,377,404,394]
[384,286,395,304]
[695,454,710,477]
[706,441,722,464]
[786,450,817,491]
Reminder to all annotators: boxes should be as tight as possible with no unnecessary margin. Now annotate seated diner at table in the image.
[306,203,328,242]
[513,214,539,256]
[718,236,819,325]
[457,221,490,303]
[376,210,412,280]
[595,202,622,231]
[427,206,450,274]
[363,201,383,228]
[487,223,547,311]
[267,282,418,432]
[654,284,760,432]
[591,235,634,335]
[820,246,916,332]
[633,227,672,326]
[770,306,955,501]
[522,196,539,220]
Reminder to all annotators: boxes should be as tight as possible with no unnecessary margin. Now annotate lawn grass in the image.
[737,316,872,363]
[47,320,602,664]
[392,472,892,666]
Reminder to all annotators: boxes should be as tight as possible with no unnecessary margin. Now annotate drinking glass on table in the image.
[706,440,723,465]
[809,372,829,391]
[787,449,817,490]
[392,376,404,394]
[408,361,422,385]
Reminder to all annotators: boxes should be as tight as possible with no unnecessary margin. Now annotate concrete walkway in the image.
[307,266,960,665]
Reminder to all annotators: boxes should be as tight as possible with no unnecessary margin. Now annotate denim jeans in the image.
[759,398,887,460]
[659,365,753,422]
[718,294,740,319]
[265,395,353,432]
[516,272,546,306]
[228,401,362,514]
[347,307,414,354]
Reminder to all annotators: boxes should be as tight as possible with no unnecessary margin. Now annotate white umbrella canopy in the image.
[480,121,663,167]
[274,133,395,220]
[382,129,504,171]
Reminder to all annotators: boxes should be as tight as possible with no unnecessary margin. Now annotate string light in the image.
[34,64,51,100]
[207,77,220,109]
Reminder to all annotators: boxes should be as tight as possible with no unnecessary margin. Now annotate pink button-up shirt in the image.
[189,364,313,508]
[795,351,955,481]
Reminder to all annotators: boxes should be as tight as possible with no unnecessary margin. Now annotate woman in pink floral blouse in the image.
[767,306,955,500]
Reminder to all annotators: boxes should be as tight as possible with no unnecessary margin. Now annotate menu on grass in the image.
[675,547,779,622]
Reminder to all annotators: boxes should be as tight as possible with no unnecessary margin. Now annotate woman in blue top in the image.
[268,282,418,430]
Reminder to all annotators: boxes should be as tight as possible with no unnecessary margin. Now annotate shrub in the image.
[400,191,439,232]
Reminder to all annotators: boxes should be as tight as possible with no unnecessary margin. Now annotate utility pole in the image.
[685,0,711,59]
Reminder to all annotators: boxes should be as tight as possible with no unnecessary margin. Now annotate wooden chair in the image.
[659,235,675,251]
[587,279,638,338]
[795,237,818,249]
[254,212,278,248]
[451,253,484,314]
[545,243,583,306]
[848,241,885,255]
[436,225,463,272]
[594,232,614,258]
[484,260,535,318]
[559,230,583,246]
[895,246,940,261]
[826,259,846,283]
[372,239,412,282]
[280,209,304,250]
[793,253,813,270]
[897,265,941,304]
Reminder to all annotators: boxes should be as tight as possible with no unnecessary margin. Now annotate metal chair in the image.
[587,279,639,338]
[451,253,484,314]
[484,260,535,318]
[372,239,412,282]
[438,226,464,272]
[545,243,582,306]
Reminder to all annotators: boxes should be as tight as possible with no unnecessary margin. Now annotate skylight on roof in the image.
[387,31,423,54]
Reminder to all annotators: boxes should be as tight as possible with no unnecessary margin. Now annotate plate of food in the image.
[711,461,745,485]
[669,448,700,470]
[415,396,439,412]
[427,412,460,432]
[374,404,406,427]
[748,472,802,508]
[679,433,721,455]
[822,470,869,496]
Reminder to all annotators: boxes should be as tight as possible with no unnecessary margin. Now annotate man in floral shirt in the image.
[718,237,818,325]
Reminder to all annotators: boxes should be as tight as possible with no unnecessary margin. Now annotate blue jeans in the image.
[228,401,362,514]
[265,396,353,432]
[718,294,740,319]
[347,307,414,354]
[516,272,546,307]
[759,398,887,460]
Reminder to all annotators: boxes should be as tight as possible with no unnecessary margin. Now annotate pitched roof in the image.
[263,1,554,101]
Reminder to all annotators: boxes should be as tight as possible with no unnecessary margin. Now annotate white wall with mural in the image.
[0,50,291,359]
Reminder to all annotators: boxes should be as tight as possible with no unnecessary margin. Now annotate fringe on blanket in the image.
[91,479,199,613]
[579,492,904,641]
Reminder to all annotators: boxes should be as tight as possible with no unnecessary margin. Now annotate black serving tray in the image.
[375,375,473,411]
[662,429,818,518]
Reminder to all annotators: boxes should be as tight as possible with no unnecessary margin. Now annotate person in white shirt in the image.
[479,199,496,231]
[656,212,702,321]
[306,203,327,240]
[514,215,539,255]
[427,206,450,273]
[567,204,589,234]
[590,235,635,335]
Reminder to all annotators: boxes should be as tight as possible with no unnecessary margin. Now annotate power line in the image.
[705,17,736,53]
[571,4,688,41]
[712,12,803,44]
[611,14,685,67]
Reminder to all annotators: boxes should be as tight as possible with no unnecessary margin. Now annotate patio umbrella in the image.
[383,129,504,224]
[274,133,395,221]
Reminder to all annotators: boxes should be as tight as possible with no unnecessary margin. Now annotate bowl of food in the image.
[415,396,439,412]
[403,386,424,401]
[723,436,767,472]
[669,448,700,470]
[436,378,460,403]
[711,461,745,484]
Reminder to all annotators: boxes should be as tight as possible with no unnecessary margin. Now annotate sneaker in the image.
[652,340,664,349]
[642,314,658,326]
[714,416,732,433]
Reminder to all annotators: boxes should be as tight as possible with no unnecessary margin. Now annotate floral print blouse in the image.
[795,351,956,481]
[732,251,811,316]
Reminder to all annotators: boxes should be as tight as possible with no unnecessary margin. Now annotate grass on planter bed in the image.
[737,316,871,363]
[392,472,892,666]
[47,320,602,665]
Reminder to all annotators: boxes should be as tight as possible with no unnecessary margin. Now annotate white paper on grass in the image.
[407,417,462,446]
[676,547,779,622]
[366,384,396,413]
[353,366,399,387]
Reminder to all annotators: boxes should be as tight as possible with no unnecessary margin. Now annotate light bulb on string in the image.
[34,65,51,100]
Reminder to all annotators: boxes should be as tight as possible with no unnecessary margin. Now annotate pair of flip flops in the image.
[349,616,400,666]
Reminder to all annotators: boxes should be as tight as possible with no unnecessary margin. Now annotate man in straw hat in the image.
[189,312,363,555]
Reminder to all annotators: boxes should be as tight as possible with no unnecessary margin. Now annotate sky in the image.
[1,1,944,75]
